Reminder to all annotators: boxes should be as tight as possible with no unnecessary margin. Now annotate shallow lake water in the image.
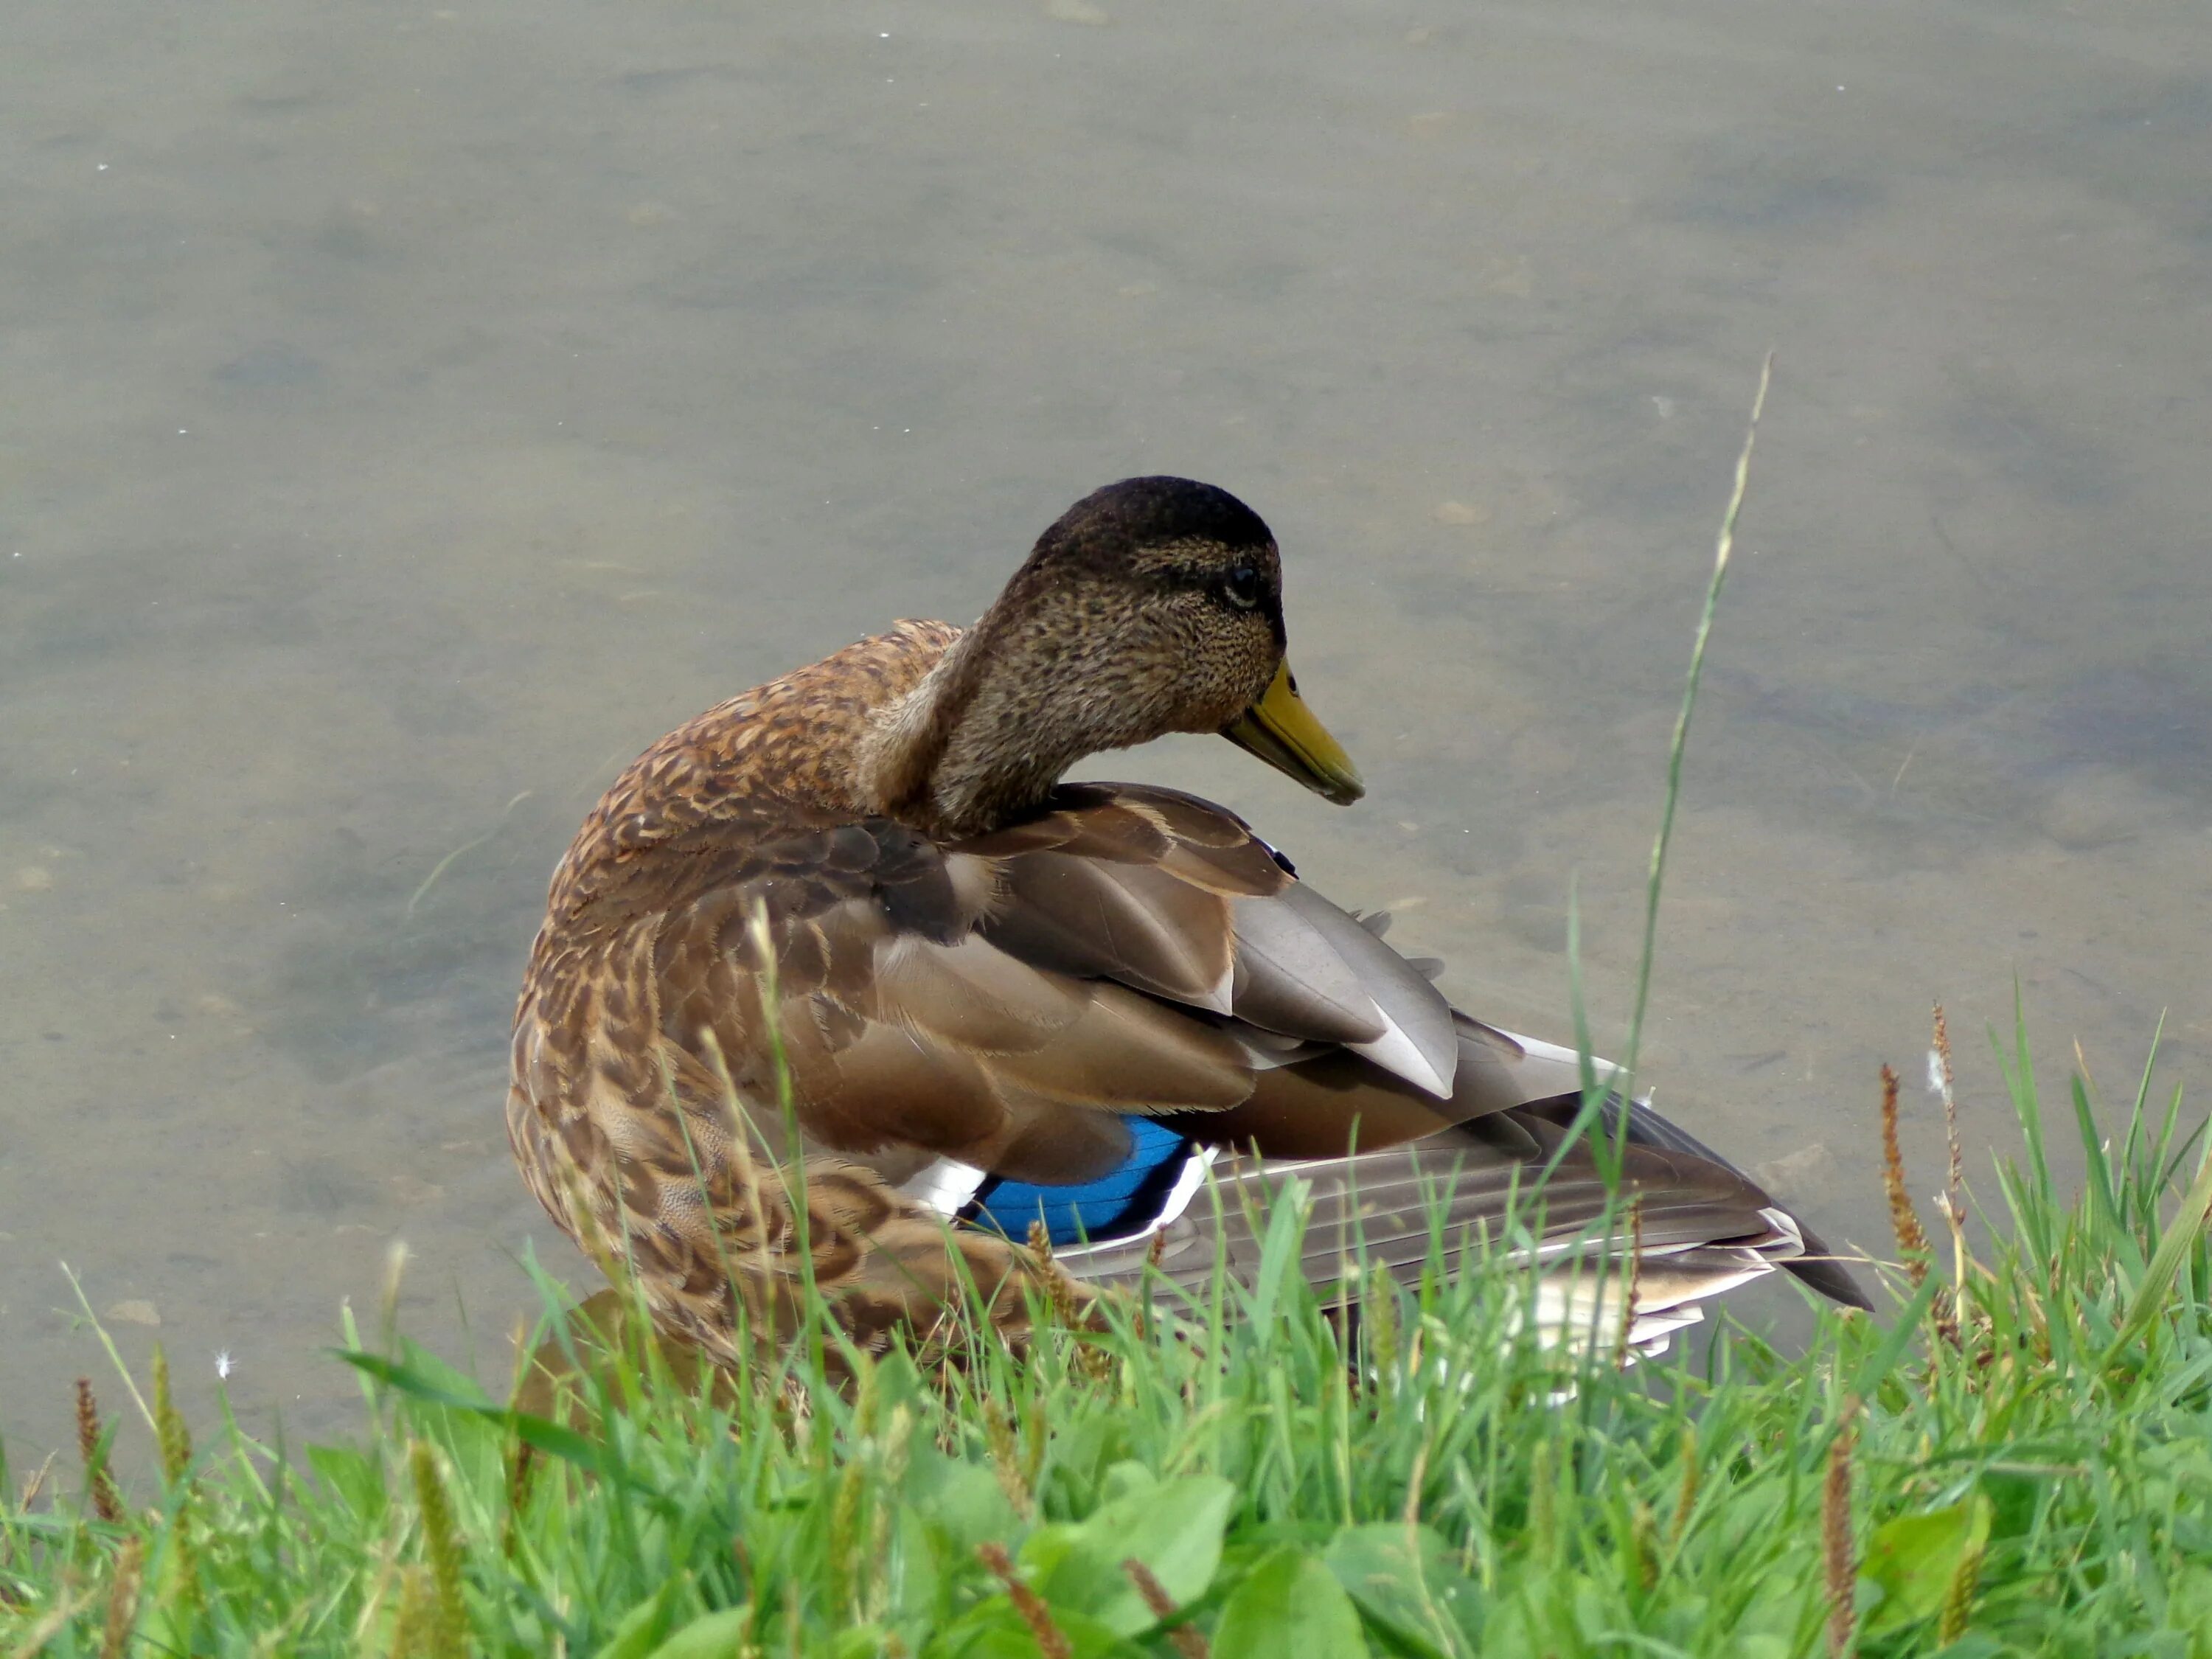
[4,0,2208,1461]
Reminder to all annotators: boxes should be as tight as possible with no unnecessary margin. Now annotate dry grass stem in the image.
[1669,1423,1700,1547]
[1402,1436,1430,1528]
[976,1541,1072,1659]
[73,1379,122,1526]
[1124,1557,1208,1658]
[1823,1399,1859,1657]
[380,1240,411,1351]
[1623,351,1772,1083]
[1939,1529,1984,1643]
[1024,1219,1098,1349]
[501,1436,538,1560]
[17,1450,58,1514]
[388,1564,432,1659]
[150,1347,190,1486]
[1879,1065,1933,1275]
[147,1346,204,1624]
[1933,1002,1962,1218]
[1630,1499,1660,1590]
[408,1440,469,1659]
[96,1536,143,1659]
[981,1399,1034,1522]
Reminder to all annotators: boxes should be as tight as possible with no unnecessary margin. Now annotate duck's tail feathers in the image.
[1507,1088,1872,1310]
[1052,1096,1866,1363]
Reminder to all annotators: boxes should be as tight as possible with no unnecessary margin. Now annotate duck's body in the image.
[509,478,1863,1367]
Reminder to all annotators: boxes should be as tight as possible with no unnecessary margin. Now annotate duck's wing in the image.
[563,792,1263,1190]
[953,784,1865,1312]
[572,783,1861,1313]
[580,781,1482,1175]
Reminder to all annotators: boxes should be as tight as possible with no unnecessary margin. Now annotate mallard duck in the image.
[507,476,1866,1368]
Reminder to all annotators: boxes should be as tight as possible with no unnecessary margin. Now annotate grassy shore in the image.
[4,1008,2212,1658]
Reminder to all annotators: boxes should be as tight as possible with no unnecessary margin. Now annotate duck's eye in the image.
[1219,564,1262,611]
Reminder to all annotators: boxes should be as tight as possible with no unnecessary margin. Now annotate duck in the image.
[507,476,1868,1371]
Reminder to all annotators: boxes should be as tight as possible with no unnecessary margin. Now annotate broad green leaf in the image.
[1096,1459,1158,1507]
[1015,1520,1083,1573]
[908,1450,1021,1555]
[1978,1464,2051,1540]
[886,1500,954,1626]
[1214,1547,1369,1659]
[1324,1522,1479,1658]
[1043,1419,1133,1509]
[388,1338,484,1400]
[1860,1498,1992,1636]
[644,1606,752,1659]
[1023,1474,1234,1635]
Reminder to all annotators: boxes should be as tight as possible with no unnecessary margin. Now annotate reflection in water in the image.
[3,0,2207,1458]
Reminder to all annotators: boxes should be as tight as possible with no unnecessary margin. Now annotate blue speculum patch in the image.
[964,1116,1194,1246]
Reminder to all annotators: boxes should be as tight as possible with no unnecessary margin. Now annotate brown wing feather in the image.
[980,852,1239,1008]
[981,982,1253,1110]
[872,933,1091,1053]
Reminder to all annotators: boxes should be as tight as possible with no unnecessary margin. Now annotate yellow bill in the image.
[1221,661,1364,805]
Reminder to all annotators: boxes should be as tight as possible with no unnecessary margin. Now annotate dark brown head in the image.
[863,477,1362,835]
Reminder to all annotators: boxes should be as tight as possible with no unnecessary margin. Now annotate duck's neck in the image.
[860,590,1159,839]
[857,632,1063,838]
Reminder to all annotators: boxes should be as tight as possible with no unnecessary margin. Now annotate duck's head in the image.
[865,476,1363,836]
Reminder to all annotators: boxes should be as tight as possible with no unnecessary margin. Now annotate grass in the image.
[11,366,2212,1657]
[4,1012,2212,1658]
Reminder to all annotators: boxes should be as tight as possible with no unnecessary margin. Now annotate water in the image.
[4,0,2207,1458]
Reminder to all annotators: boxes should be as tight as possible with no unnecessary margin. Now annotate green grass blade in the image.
[2101,1132,2212,1368]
